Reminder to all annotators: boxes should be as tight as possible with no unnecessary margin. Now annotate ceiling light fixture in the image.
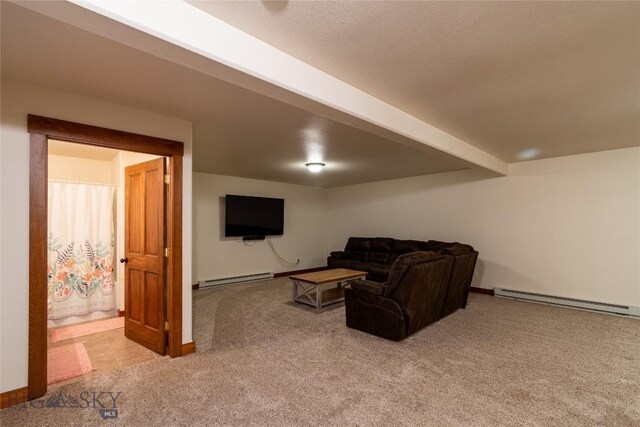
[305,162,325,173]
[517,148,541,161]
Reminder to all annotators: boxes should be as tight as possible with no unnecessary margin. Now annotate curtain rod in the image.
[48,179,117,187]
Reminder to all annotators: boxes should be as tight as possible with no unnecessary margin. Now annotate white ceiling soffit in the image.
[189,1,640,163]
[2,3,471,187]
[15,0,507,176]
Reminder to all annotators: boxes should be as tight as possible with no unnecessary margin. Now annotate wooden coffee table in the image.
[290,268,367,310]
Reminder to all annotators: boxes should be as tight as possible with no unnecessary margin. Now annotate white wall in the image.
[48,154,114,183]
[193,149,639,308]
[193,173,328,282]
[327,147,640,307]
[0,78,193,393]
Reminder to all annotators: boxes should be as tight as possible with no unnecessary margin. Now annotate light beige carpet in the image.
[2,277,639,426]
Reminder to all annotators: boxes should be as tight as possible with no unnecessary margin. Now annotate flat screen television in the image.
[224,194,284,239]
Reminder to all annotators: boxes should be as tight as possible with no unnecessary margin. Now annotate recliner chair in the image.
[345,252,454,341]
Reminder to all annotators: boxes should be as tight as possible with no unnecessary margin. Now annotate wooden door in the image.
[123,158,166,354]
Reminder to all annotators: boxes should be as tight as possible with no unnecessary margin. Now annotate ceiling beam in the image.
[20,0,508,175]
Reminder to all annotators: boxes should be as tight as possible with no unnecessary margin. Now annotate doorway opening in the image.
[46,141,164,387]
[28,115,184,400]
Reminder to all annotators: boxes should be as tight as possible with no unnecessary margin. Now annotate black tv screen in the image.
[225,195,284,237]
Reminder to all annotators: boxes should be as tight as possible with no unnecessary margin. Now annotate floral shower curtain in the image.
[47,182,116,319]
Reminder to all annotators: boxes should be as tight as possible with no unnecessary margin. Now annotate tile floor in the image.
[47,318,161,387]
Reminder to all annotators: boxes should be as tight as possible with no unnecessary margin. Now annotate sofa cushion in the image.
[440,243,474,256]
[385,251,443,296]
[425,240,453,251]
[371,237,394,252]
[344,237,371,261]
[367,238,394,264]
[348,251,369,261]
[349,261,372,272]
[327,257,353,269]
[367,263,392,281]
[388,239,428,263]
[350,279,387,296]
[348,261,390,281]
[368,252,389,264]
[345,237,372,252]
[330,251,347,259]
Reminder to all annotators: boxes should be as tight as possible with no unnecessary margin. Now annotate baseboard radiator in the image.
[494,288,640,317]
[198,272,273,289]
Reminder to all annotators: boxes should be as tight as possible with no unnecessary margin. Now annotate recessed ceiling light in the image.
[305,162,325,173]
[517,148,541,161]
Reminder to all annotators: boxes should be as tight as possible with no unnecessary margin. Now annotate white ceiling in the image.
[3,2,637,188]
[48,139,119,161]
[1,2,471,187]
[190,1,640,162]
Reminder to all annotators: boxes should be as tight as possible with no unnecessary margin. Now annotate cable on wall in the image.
[239,238,257,247]
[266,236,300,268]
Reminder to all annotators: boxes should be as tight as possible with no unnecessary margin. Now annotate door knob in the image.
[120,257,129,264]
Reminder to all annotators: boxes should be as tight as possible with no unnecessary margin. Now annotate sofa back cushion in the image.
[371,237,394,252]
[368,237,394,264]
[388,239,427,264]
[440,243,474,256]
[345,237,372,262]
[368,252,388,263]
[425,240,453,251]
[345,237,371,251]
[385,251,443,296]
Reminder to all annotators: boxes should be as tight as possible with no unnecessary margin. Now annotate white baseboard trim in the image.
[494,288,640,318]
[198,272,273,289]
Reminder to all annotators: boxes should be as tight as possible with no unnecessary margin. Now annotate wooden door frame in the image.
[27,114,184,399]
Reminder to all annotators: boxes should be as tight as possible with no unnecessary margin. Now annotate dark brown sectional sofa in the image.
[328,237,465,281]
[328,237,478,341]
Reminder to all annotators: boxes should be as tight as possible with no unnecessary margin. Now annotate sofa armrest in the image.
[330,251,347,259]
[350,279,387,296]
